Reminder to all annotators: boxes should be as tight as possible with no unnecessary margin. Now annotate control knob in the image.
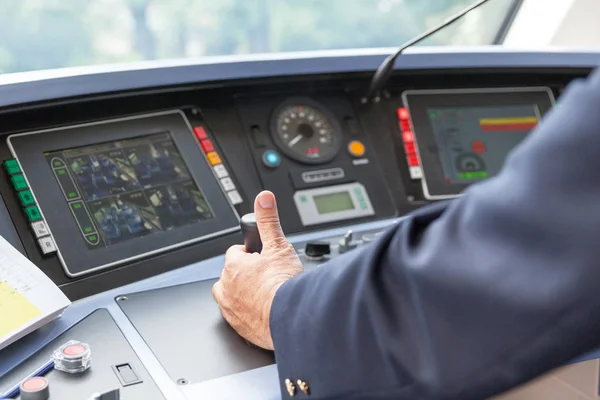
[339,230,360,254]
[304,242,331,261]
[240,213,262,253]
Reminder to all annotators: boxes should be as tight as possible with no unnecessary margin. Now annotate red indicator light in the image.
[407,155,419,166]
[402,130,414,143]
[200,139,215,153]
[472,140,486,154]
[400,119,411,131]
[404,142,416,155]
[193,126,208,140]
[307,147,320,155]
[397,108,409,120]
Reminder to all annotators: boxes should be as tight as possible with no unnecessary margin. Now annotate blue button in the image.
[262,150,281,168]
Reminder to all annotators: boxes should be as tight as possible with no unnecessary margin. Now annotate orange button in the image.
[348,140,366,157]
[206,152,222,166]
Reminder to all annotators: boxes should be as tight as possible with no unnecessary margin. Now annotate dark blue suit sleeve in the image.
[270,69,600,400]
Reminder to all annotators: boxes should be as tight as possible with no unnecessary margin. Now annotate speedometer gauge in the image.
[270,98,343,164]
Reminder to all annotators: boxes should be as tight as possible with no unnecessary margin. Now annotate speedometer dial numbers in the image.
[271,99,343,164]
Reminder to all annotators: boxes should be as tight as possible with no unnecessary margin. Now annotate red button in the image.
[193,126,208,140]
[63,343,86,356]
[407,154,420,166]
[397,108,409,120]
[21,377,48,391]
[400,119,411,132]
[404,142,416,154]
[402,130,414,143]
[200,139,214,153]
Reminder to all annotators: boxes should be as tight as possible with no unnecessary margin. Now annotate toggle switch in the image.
[339,230,360,254]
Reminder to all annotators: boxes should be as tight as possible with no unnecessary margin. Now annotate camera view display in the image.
[45,132,213,249]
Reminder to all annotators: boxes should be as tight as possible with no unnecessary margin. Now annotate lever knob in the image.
[304,241,331,261]
[339,230,359,254]
[240,213,262,253]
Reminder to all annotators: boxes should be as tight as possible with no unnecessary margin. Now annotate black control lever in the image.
[240,213,263,253]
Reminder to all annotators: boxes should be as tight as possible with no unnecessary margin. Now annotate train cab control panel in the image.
[0,48,597,400]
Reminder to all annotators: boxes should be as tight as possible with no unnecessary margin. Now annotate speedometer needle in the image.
[288,134,303,147]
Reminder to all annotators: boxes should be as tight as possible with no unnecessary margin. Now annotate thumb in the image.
[254,191,286,248]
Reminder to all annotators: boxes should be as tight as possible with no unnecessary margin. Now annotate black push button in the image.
[112,363,142,386]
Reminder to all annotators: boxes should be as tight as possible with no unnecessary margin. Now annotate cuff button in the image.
[285,379,296,397]
[297,380,310,395]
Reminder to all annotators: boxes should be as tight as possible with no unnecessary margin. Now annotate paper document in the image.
[0,235,70,351]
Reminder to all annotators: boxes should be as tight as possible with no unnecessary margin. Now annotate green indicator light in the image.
[299,195,308,203]
[88,235,97,242]
[24,205,42,222]
[68,192,77,198]
[18,190,35,206]
[4,160,21,175]
[57,169,66,175]
[460,171,488,180]
[11,174,28,190]
[84,227,93,233]
[72,203,82,209]
[4,159,18,168]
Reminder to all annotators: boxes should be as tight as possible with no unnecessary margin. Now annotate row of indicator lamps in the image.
[192,126,243,206]
[397,108,423,180]
[3,159,57,255]
[261,140,367,170]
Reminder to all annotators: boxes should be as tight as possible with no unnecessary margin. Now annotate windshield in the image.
[0,0,520,75]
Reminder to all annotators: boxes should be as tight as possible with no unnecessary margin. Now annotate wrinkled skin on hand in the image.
[213,191,303,350]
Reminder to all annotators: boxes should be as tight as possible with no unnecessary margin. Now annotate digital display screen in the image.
[403,88,554,199]
[427,104,539,184]
[44,132,214,249]
[313,191,355,214]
